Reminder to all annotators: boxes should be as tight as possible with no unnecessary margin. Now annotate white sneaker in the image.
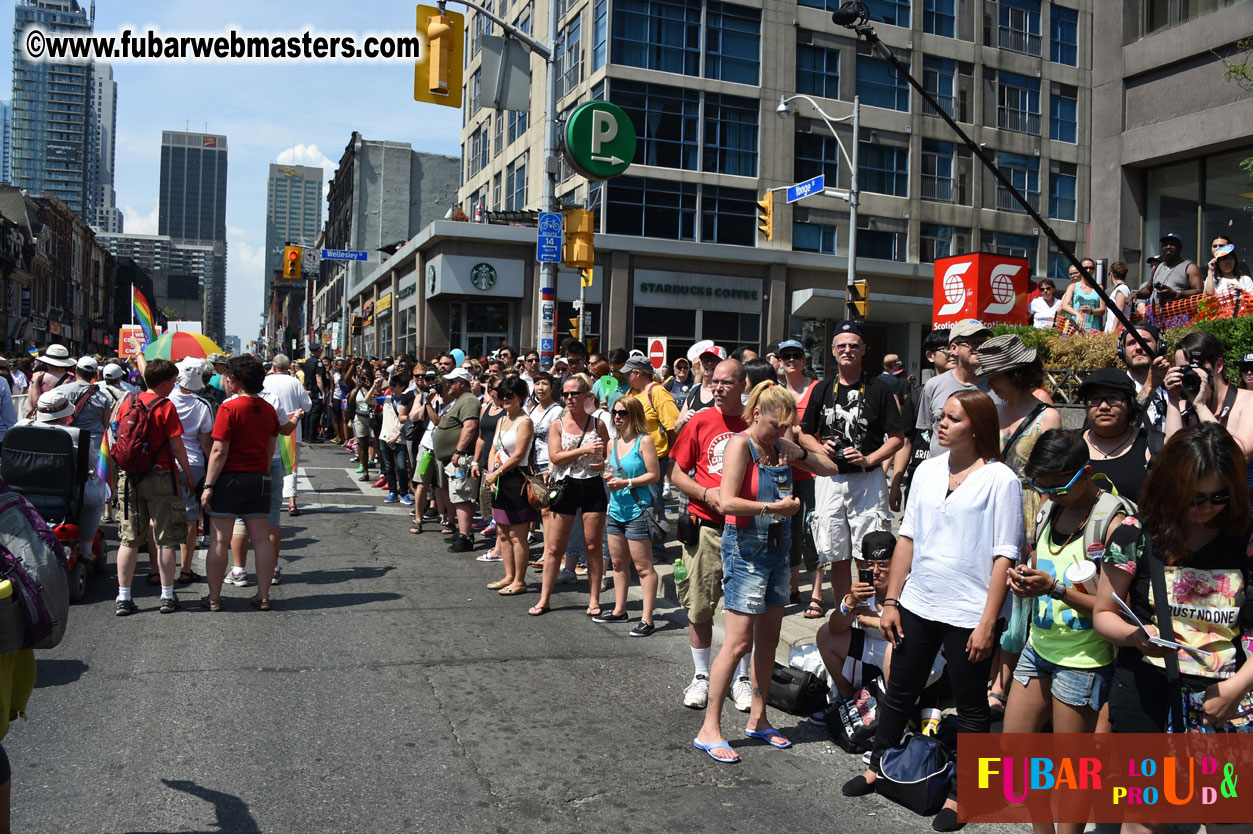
[224,570,249,587]
[662,483,672,499]
[731,676,753,712]
[556,568,578,585]
[682,675,710,709]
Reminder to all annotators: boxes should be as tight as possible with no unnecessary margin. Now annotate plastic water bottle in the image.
[673,556,688,582]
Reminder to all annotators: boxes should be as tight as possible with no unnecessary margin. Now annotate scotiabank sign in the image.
[932,253,1030,328]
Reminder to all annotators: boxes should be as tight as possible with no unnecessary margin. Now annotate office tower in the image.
[90,63,122,233]
[264,163,323,298]
[0,101,11,183]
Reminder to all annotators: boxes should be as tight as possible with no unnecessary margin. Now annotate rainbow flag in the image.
[132,286,156,343]
[95,434,113,500]
[279,433,296,476]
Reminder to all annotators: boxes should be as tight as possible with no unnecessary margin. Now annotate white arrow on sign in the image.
[590,155,624,164]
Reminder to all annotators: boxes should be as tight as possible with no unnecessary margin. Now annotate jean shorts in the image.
[605,513,650,541]
[721,522,790,615]
[1012,643,1113,711]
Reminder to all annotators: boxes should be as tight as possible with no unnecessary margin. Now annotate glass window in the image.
[794,131,841,188]
[797,43,839,100]
[922,56,955,117]
[703,93,758,177]
[793,221,838,254]
[1145,159,1199,262]
[555,15,583,99]
[859,141,908,196]
[611,0,701,76]
[612,80,700,170]
[592,0,608,69]
[998,0,1041,55]
[1050,83,1077,143]
[508,108,529,144]
[923,0,955,36]
[706,3,761,84]
[994,232,1038,269]
[493,172,502,209]
[494,111,504,155]
[703,310,760,345]
[921,138,953,202]
[860,226,907,261]
[997,70,1041,135]
[631,308,697,362]
[1051,6,1078,65]
[606,175,697,240]
[920,223,953,262]
[701,185,757,246]
[996,151,1040,211]
[1203,148,1253,264]
[864,0,910,26]
[856,55,909,112]
[506,156,527,209]
[1049,161,1077,220]
[1047,242,1076,281]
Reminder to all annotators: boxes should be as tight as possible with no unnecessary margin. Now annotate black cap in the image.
[1077,368,1137,402]
[833,321,865,340]
[861,530,896,561]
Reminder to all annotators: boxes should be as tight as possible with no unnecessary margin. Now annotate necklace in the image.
[1087,427,1135,459]
[947,457,981,490]
[1046,504,1094,556]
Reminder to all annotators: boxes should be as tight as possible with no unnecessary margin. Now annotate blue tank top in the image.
[1073,284,1101,330]
[608,436,647,522]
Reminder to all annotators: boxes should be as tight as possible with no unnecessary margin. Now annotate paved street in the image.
[9,444,1018,834]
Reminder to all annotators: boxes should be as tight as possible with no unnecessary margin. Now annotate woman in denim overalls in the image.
[694,382,825,763]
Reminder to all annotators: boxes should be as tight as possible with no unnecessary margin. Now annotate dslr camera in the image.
[1180,349,1207,400]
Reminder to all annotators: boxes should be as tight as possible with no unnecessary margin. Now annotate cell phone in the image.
[858,567,874,584]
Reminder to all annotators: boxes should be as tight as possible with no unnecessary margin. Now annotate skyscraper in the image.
[90,64,122,233]
[10,0,96,216]
[264,163,323,299]
[159,131,228,340]
[0,102,11,184]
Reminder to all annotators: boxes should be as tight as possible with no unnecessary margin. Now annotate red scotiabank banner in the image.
[932,252,1031,328]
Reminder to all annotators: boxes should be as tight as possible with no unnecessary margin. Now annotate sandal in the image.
[177,569,200,586]
[527,605,550,616]
[409,523,423,535]
[250,595,272,611]
[803,600,827,619]
[145,572,161,586]
[199,595,222,612]
[487,579,510,590]
[988,691,1008,714]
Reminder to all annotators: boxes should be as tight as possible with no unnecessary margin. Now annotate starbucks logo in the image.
[470,262,497,291]
[427,264,436,295]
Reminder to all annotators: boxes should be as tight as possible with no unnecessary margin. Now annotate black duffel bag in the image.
[765,662,829,715]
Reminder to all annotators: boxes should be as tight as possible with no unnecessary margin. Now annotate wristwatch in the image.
[1049,581,1066,600]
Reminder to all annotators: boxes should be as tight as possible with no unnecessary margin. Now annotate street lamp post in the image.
[777,94,860,316]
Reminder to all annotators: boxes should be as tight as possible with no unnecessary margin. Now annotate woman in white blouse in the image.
[842,389,1024,833]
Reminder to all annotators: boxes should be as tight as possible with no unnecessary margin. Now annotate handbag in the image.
[677,511,700,546]
[875,730,954,817]
[764,662,829,715]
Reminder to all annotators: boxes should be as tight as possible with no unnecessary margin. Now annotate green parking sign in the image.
[563,102,636,180]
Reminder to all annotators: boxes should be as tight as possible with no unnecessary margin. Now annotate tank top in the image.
[550,413,600,479]
[727,434,793,530]
[608,436,647,522]
[477,403,504,466]
[791,380,818,483]
[1088,432,1149,501]
[492,413,532,468]
[1072,284,1101,330]
[1030,512,1116,669]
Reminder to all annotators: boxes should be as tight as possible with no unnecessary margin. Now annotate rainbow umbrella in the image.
[142,331,224,361]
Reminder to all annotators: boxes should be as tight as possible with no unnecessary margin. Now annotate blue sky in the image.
[3,0,464,341]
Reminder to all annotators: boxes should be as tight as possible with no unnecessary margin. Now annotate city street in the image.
[9,444,1017,834]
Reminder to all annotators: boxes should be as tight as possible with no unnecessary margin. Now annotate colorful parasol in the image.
[142,331,225,361]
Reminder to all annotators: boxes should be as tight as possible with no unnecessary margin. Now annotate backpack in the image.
[1034,489,1137,558]
[0,488,70,651]
[111,392,171,475]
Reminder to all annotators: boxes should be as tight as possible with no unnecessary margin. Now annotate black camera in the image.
[1180,349,1206,399]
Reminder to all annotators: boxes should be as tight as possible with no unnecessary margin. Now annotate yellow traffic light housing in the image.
[415,5,464,108]
[564,209,595,270]
[568,316,581,341]
[580,267,594,288]
[351,316,364,336]
[282,246,303,280]
[757,191,773,241]
[848,280,869,321]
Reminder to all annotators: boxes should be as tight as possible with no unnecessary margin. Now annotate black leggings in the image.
[871,605,995,796]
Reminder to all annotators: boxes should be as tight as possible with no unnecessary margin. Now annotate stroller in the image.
[0,423,107,602]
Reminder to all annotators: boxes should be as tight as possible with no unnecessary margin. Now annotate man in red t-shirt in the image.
[113,358,195,616]
[669,358,751,711]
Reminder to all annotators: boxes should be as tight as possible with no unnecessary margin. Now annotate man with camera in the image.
[1164,330,1253,461]
[1134,232,1203,308]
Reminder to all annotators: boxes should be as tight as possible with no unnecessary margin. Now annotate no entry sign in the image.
[646,337,667,370]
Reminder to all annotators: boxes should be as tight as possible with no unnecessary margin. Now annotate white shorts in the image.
[810,469,892,564]
[842,627,947,689]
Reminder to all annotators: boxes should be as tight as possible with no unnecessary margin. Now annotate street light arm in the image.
[781,94,856,169]
[837,9,1150,356]
[442,0,553,60]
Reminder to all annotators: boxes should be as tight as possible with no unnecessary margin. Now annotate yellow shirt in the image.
[632,383,680,458]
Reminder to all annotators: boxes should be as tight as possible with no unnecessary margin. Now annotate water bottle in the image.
[673,556,688,582]
[921,706,942,736]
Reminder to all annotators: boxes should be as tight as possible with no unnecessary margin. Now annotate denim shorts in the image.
[605,513,650,541]
[1012,643,1113,711]
[721,522,790,615]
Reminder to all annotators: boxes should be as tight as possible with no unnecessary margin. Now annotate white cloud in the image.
[225,238,268,342]
[121,203,160,235]
[275,143,335,171]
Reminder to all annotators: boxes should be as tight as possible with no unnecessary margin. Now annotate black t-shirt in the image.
[303,358,326,395]
[684,384,716,413]
[800,375,904,474]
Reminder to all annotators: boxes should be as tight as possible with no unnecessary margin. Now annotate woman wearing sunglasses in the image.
[596,395,661,634]
[1003,430,1125,834]
[483,377,536,596]
[1078,369,1152,501]
[1094,424,1253,749]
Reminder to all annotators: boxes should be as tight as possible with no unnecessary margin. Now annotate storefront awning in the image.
[791,288,933,323]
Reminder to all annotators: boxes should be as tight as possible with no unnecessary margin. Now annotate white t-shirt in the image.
[168,387,214,468]
[261,373,312,459]
[1214,275,1253,296]
[897,453,1024,629]
[528,402,562,467]
[1103,283,1134,332]
[1029,296,1062,328]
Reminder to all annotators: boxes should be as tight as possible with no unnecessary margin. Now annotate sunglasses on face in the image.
[562,391,584,399]
[1193,490,1231,508]
[780,353,805,362]
[1029,465,1089,497]
[1085,395,1127,408]
[499,391,516,400]
[833,343,860,353]
[611,409,628,418]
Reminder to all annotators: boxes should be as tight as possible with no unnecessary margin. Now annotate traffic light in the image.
[568,316,581,341]
[563,209,594,269]
[351,316,364,336]
[282,246,303,280]
[580,267,594,288]
[414,6,464,107]
[848,280,869,321]
[757,191,774,241]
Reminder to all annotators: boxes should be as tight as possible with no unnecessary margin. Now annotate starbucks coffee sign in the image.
[426,255,524,298]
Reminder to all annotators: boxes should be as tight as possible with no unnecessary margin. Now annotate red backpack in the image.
[111,392,170,475]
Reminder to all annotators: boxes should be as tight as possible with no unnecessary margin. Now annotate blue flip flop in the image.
[744,727,792,749]
[693,738,740,764]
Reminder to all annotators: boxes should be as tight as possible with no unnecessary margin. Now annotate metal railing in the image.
[995,187,1038,212]
[922,93,954,118]
[921,175,953,202]
[998,25,1041,56]
[997,106,1040,135]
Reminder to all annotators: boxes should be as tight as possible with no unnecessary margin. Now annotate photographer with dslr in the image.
[1164,331,1253,464]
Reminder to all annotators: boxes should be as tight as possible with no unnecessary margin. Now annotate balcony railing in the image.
[995,188,1039,213]
[921,175,953,202]
[998,25,1041,56]
[922,93,954,118]
[997,107,1040,136]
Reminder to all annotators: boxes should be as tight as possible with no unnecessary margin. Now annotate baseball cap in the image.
[1160,233,1183,246]
[776,339,805,356]
[76,356,99,373]
[861,530,896,562]
[621,357,654,375]
[686,339,726,363]
[833,321,866,340]
[1240,353,1253,368]
[35,390,73,422]
[443,367,473,384]
[102,363,125,380]
[947,319,993,343]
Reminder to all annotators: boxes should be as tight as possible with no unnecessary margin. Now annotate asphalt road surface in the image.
[8,444,1023,834]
